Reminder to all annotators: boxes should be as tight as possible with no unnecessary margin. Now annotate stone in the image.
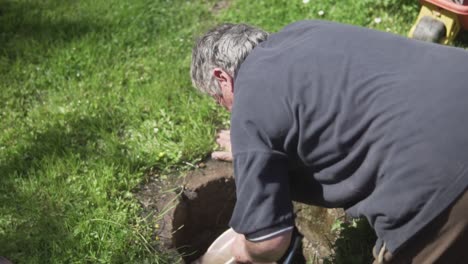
[294,203,345,261]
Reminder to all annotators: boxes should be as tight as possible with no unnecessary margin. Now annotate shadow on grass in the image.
[0,0,107,63]
[0,188,74,261]
[0,111,129,178]
[0,110,134,262]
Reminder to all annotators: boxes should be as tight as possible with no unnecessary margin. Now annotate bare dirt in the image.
[136,160,236,262]
[136,159,345,263]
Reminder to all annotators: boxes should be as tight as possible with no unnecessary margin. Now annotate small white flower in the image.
[303,0,310,4]
[318,10,325,16]
[374,17,382,24]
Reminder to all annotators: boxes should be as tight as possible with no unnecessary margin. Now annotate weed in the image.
[323,218,377,264]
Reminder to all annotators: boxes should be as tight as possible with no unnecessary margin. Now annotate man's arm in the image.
[231,230,292,263]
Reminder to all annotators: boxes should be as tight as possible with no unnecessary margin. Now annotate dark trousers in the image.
[373,190,468,264]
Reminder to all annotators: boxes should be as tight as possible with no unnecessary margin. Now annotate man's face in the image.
[210,93,228,110]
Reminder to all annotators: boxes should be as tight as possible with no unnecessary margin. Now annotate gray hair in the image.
[190,23,269,95]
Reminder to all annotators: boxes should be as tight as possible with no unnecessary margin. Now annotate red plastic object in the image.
[421,0,468,30]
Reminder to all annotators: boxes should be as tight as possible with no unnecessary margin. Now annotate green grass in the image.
[0,0,225,263]
[220,0,418,33]
[0,0,466,263]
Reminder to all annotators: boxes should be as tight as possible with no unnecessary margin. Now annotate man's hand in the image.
[212,129,233,162]
[231,230,292,263]
[231,233,254,263]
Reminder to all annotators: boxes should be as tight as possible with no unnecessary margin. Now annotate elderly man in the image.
[190,20,468,263]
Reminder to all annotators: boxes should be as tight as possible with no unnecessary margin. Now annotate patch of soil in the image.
[136,160,236,263]
[136,159,346,263]
[294,203,345,261]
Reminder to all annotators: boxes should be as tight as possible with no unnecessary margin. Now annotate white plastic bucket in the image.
[194,228,277,264]
[193,228,236,264]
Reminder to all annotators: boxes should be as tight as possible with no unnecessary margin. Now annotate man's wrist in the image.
[243,229,293,263]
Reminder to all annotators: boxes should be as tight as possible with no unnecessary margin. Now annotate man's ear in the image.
[213,68,226,81]
[213,68,234,93]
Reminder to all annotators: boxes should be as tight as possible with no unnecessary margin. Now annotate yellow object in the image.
[409,2,461,44]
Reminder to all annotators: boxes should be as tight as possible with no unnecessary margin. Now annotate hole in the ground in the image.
[172,176,236,263]
[147,160,361,263]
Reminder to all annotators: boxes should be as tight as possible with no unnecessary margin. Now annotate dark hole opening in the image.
[172,177,237,263]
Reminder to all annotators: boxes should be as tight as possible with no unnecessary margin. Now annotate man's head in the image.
[190,23,268,110]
